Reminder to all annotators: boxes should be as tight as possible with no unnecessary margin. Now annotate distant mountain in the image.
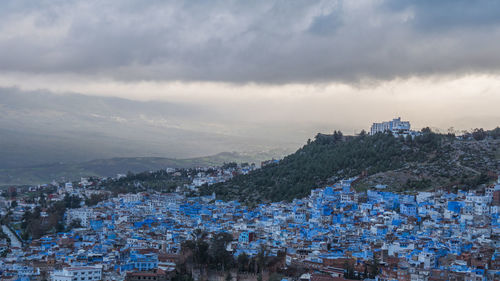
[0,151,287,186]
[200,130,500,204]
[0,87,298,170]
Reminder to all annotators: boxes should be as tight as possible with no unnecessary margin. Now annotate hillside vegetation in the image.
[0,151,287,186]
[200,129,500,204]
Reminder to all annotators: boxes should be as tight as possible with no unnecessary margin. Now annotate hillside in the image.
[0,151,287,186]
[200,130,500,204]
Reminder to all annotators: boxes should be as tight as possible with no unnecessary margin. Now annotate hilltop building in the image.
[370,117,420,138]
[370,117,409,135]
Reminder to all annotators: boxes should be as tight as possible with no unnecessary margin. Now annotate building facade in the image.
[370,117,411,136]
[50,266,102,281]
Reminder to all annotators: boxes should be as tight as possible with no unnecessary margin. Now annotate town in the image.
[0,160,499,281]
[2,0,500,280]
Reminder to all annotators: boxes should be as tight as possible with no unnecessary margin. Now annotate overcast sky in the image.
[1,0,500,135]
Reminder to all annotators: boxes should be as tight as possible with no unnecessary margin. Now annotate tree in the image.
[405,134,413,144]
[256,245,269,273]
[447,127,456,138]
[333,130,343,142]
[222,162,238,169]
[398,135,405,143]
[62,194,82,209]
[472,128,486,141]
[489,127,500,139]
[209,232,233,270]
[369,256,380,278]
[269,273,283,281]
[171,262,194,281]
[237,252,250,272]
[39,193,47,208]
[343,260,355,279]
[21,210,33,229]
[9,190,17,198]
[85,193,108,207]
[421,127,432,134]
[181,230,209,267]
[67,219,82,230]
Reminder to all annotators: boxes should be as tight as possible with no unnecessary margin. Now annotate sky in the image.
[1,0,500,136]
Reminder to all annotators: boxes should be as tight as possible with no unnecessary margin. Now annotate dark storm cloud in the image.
[0,0,499,84]
[307,2,343,36]
[384,0,500,31]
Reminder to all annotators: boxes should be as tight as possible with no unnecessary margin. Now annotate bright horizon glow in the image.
[1,72,499,134]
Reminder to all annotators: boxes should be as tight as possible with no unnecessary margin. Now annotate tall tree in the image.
[237,252,250,272]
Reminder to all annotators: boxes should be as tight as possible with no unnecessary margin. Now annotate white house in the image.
[51,266,102,281]
[65,208,93,227]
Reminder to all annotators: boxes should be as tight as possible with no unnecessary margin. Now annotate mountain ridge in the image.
[0,150,288,186]
[0,87,300,169]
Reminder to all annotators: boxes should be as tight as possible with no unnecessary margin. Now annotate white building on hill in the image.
[370,117,418,137]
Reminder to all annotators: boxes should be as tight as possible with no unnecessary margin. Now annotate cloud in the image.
[384,0,500,31]
[0,0,500,84]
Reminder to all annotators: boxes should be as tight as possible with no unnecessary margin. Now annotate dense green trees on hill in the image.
[200,130,452,203]
[89,126,498,205]
[103,169,191,195]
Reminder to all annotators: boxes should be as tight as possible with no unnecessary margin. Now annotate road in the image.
[2,225,22,248]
